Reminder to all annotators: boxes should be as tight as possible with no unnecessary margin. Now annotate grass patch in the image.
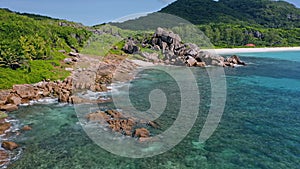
[81,34,122,56]
[0,52,70,89]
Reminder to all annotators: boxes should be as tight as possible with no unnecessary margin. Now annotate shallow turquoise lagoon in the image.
[7,51,300,169]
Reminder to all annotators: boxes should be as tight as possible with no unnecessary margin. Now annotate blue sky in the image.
[0,0,299,26]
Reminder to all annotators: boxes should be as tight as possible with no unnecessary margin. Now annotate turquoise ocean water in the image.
[7,51,300,169]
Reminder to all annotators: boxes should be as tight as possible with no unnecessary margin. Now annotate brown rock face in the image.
[7,94,22,105]
[0,90,11,105]
[0,104,18,112]
[134,128,150,138]
[86,111,110,122]
[22,125,32,131]
[85,110,157,139]
[196,62,206,67]
[13,84,38,100]
[0,122,11,135]
[0,150,9,166]
[58,89,70,102]
[1,141,19,150]
[226,55,246,66]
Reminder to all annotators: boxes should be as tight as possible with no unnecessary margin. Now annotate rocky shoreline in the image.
[0,51,139,168]
[0,27,246,168]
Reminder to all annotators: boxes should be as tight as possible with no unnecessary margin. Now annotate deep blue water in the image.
[7,51,300,169]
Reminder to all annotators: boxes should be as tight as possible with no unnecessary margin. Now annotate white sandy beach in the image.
[203,47,300,55]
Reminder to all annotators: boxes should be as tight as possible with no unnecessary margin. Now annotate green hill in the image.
[160,0,300,29]
[0,8,91,89]
[112,0,300,47]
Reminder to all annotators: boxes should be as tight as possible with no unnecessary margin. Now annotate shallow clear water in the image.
[8,51,300,169]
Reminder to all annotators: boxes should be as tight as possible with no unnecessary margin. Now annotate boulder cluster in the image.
[122,27,246,67]
[86,110,159,141]
[0,78,68,111]
[0,110,24,168]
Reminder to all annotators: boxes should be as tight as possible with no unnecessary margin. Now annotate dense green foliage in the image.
[0,8,91,69]
[199,23,300,47]
[83,24,154,56]
[0,8,92,89]
[161,0,300,28]
[0,54,70,89]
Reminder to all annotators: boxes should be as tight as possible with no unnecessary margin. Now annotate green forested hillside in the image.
[161,0,300,28]
[113,0,300,47]
[0,8,91,89]
[198,23,300,47]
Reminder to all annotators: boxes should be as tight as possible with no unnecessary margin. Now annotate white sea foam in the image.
[20,97,58,106]
[77,90,109,100]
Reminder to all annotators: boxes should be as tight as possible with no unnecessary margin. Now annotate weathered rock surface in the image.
[122,38,139,54]
[0,90,11,106]
[7,94,22,105]
[134,128,150,138]
[86,110,156,139]
[0,150,9,167]
[123,27,246,67]
[0,122,11,135]
[22,125,32,131]
[0,104,18,112]
[225,55,246,67]
[1,141,19,150]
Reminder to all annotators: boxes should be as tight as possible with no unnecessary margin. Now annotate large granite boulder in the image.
[148,27,246,67]
[134,128,150,138]
[225,55,246,66]
[123,38,139,54]
[7,94,22,105]
[0,150,9,167]
[0,104,18,112]
[13,84,39,101]
[0,122,11,135]
[1,141,19,150]
[0,90,11,106]
[140,52,160,63]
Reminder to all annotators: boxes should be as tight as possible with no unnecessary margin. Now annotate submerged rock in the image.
[86,110,157,140]
[0,150,9,167]
[22,125,32,131]
[0,122,11,135]
[134,128,150,138]
[225,55,246,66]
[1,141,19,150]
[0,104,18,112]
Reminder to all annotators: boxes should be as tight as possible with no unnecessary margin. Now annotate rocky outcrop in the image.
[122,27,246,67]
[86,110,156,140]
[1,141,19,150]
[0,150,9,167]
[0,90,11,105]
[152,27,182,53]
[22,125,32,131]
[224,55,246,67]
[134,128,150,138]
[0,122,11,135]
[122,38,139,54]
[0,104,18,112]
[140,52,160,63]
